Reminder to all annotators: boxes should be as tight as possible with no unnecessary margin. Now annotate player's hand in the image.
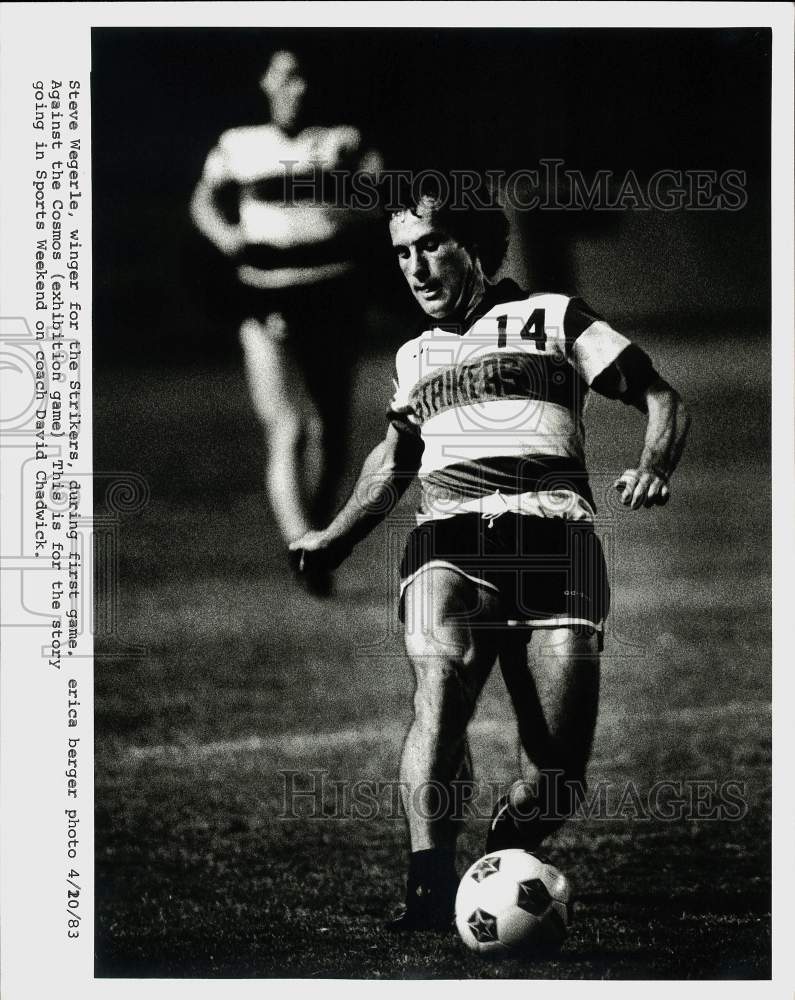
[215,229,245,258]
[390,380,420,425]
[390,403,420,425]
[613,467,670,510]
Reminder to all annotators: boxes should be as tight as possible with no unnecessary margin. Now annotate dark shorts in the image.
[236,274,361,435]
[234,274,361,349]
[398,512,610,635]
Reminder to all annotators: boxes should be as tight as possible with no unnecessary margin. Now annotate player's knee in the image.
[240,314,288,350]
[404,624,475,665]
[536,626,601,662]
[412,658,474,735]
[302,413,325,450]
[265,411,319,449]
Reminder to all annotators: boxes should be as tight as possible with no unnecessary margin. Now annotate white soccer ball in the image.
[455,849,572,956]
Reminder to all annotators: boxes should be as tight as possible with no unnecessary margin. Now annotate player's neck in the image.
[444,268,486,329]
[272,119,303,138]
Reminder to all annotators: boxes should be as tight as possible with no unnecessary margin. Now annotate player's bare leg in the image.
[239,317,330,587]
[389,568,499,930]
[487,626,600,852]
[401,569,499,848]
[446,737,475,855]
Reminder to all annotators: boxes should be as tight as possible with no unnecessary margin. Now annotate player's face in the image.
[262,59,308,132]
[389,200,476,321]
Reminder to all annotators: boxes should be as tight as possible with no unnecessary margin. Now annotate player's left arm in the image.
[564,297,691,510]
[614,376,691,509]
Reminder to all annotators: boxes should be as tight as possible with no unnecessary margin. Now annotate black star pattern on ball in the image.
[467,908,499,943]
[470,856,501,883]
[516,878,551,916]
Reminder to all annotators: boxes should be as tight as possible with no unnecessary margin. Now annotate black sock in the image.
[406,847,457,907]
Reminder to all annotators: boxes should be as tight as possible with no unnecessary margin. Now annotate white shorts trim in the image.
[415,489,595,524]
[399,561,500,599]
[506,616,603,630]
[237,260,354,289]
[400,569,604,632]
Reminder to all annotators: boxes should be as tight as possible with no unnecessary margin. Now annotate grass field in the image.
[94,332,771,979]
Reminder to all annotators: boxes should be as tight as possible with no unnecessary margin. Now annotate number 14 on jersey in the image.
[496,308,547,351]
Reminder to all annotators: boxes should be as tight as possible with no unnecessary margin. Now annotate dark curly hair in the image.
[378,170,509,279]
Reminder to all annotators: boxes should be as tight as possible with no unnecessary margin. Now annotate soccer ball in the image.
[455,849,571,956]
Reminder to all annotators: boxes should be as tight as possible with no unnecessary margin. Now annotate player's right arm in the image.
[289,422,421,570]
[189,136,244,257]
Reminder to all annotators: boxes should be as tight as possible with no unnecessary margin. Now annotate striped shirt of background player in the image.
[388,282,656,522]
[199,124,381,289]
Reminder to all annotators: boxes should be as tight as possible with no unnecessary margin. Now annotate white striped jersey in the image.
[388,280,656,522]
[201,123,378,289]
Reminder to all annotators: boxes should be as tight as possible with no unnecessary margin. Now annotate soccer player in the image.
[291,176,690,930]
[191,50,381,595]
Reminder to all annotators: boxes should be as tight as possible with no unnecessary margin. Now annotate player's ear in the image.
[467,243,483,272]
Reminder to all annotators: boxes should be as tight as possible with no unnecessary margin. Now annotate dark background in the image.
[92,27,772,979]
[92,27,771,362]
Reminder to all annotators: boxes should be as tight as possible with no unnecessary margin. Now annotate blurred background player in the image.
[190,50,382,595]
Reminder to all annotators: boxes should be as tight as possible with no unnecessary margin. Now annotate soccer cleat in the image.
[384,884,456,933]
[385,848,458,933]
[485,793,546,855]
[287,547,333,598]
[299,564,333,598]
